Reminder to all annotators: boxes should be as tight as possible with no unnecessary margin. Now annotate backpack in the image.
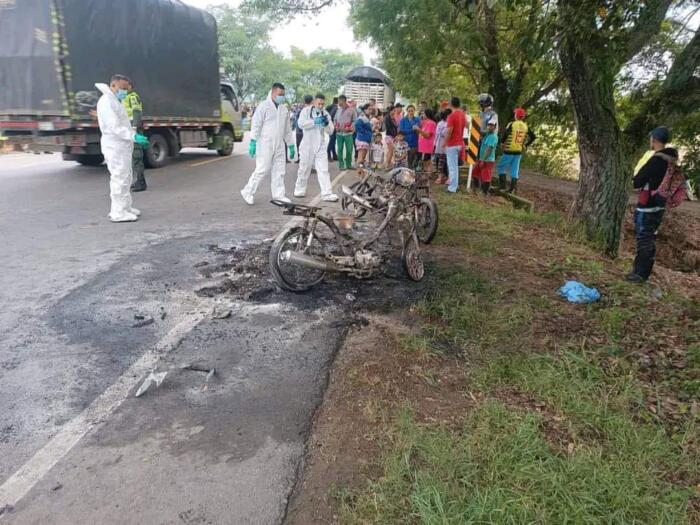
[652,154,687,209]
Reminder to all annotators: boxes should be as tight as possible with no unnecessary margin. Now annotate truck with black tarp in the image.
[0,0,245,167]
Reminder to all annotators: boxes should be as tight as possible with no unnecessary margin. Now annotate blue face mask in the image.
[116,89,128,101]
[274,94,285,104]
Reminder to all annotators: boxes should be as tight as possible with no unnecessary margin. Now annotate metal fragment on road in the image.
[181,363,216,385]
[134,370,168,397]
[212,306,232,319]
[131,314,155,328]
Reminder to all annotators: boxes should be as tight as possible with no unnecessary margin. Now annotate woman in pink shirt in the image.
[417,108,437,176]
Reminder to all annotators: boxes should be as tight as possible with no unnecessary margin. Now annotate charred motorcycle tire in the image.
[402,234,425,281]
[341,180,373,218]
[269,226,326,292]
[416,197,438,244]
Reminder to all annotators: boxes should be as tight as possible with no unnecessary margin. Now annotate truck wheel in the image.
[144,133,169,169]
[72,154,104,166]
[217,128,234,156]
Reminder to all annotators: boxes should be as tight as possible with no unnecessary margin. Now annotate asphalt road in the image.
[0,146,354,524]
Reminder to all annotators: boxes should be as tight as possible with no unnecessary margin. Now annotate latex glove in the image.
[249,139,256,158]
[134,133,149,147]
[288,144,295,159]
[314,116,325,125]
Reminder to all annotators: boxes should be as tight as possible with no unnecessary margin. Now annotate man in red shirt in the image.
[444,97,466,192]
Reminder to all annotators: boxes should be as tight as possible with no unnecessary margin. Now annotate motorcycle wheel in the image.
[416,197,439,244]
[402,234,425,281]
[341,180,373,218]
[269,226,326,292]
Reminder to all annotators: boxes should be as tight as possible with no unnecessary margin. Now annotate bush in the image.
[521,124,580,180]
[674,112,700,198]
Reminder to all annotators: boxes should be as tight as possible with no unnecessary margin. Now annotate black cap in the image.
[650,126,670,144]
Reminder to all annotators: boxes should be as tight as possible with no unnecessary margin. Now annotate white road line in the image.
[0,170,350,512]
[0,313,204,510]
[189,155,235,167]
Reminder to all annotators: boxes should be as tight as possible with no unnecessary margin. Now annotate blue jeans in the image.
[446,146,461,192]
[497,153,522,179]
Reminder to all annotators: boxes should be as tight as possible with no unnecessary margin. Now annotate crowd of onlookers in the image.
[286,93,536,196]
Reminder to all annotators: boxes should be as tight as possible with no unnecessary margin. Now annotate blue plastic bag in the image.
[558,280,601,304]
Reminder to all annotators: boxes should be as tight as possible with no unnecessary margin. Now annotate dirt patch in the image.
[518,175,700,275]
[284,312,473,525]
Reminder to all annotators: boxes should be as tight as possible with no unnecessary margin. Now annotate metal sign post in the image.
[466,115,481,191]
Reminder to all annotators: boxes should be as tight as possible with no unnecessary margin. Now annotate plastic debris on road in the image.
[135,370,167,397]
[558,280,601,303]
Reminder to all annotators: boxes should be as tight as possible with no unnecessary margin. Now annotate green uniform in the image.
[123,91,147,191]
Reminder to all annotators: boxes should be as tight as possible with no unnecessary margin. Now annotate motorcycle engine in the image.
[354,250,381,269]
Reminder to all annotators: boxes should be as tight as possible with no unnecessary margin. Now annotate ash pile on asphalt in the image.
[193,241,426,313]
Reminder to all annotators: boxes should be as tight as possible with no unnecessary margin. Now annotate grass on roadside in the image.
[339,191,699,524]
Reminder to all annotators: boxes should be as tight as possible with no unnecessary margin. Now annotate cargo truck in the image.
[0,0,245,168]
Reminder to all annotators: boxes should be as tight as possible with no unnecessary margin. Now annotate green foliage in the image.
[209,5,275,104]
[674,111,700,197]
[523,124,580,180]
[350,0,561,114]
[209,4,362,104]
[283,47,363,103]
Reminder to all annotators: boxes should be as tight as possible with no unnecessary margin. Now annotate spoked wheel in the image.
[416,197,439,244]
[402,233,425,281]
[341,180,374,218]
[269,226,327,292]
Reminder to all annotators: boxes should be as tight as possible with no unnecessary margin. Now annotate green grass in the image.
[339,193,699,524]
[340,402,691,524]
[433,192,563,256]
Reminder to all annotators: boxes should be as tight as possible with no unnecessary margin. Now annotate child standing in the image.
[497,107,536,194]
[370,133,384,169]
[473,118,498,195]
[393,131,409,168]
[354,104,373,168]
[417,108,437,178]
[433,108,451,184]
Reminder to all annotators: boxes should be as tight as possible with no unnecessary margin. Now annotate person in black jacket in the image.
[383,104,401,168]
[626,127,678,283]
[326,97,339,161]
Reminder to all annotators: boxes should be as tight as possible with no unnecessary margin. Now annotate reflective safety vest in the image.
[634,150,655,176]
[123,91,142,120]
[503,120,529,154]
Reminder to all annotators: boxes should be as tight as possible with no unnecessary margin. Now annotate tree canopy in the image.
[210,5,362,103]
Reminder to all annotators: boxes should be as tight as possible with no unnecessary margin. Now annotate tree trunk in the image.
[560,28,630,257]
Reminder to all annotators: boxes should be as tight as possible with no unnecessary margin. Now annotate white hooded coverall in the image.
[242,93,294,201]
[295,105,335,197]
[95,83,135,221]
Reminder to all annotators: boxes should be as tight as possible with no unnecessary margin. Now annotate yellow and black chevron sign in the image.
[467,115,481,165]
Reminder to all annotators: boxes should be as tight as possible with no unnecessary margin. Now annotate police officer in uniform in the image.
[123,80,147,192]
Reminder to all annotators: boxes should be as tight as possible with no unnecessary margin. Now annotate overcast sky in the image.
[181,0,376,64]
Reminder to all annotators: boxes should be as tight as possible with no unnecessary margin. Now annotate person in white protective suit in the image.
[294,93,339,202]
[241,83,295,205]
[95,74,148,222]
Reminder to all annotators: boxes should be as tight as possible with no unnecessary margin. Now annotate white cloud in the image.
[181,0,376,64]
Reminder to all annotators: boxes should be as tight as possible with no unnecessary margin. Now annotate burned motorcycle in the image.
[269,173,425,292]
[341,167,438,244]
